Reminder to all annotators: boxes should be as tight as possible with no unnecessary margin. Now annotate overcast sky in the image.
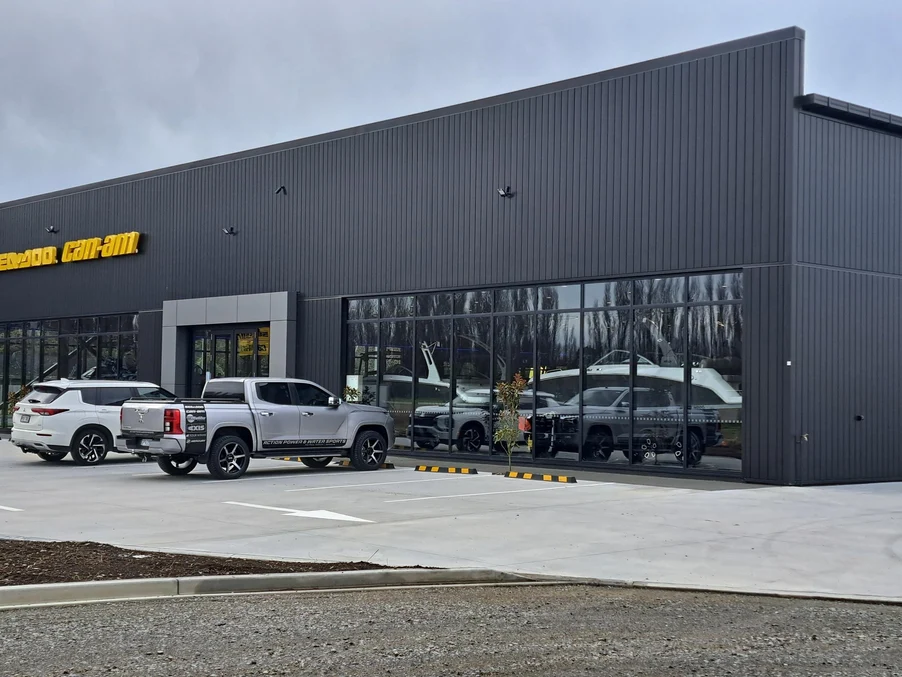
[1,0,900,203]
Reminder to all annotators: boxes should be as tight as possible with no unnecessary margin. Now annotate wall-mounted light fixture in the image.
[222,227,237,236]
[275,185,287,195]
[45,226,59,234]
[497,186,515,199]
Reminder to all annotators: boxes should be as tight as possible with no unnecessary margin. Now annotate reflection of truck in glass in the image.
[521,386,722,466]
[408,389,559,452]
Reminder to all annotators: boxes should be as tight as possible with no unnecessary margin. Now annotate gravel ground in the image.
[2,585,901,677]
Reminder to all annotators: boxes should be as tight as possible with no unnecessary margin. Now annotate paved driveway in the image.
[2,441,901,601]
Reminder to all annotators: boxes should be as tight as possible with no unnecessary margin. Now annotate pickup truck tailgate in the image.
[121,402,169,434]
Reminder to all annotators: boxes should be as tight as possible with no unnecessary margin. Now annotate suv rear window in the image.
[203,381,245,402]
[23,386,64,404]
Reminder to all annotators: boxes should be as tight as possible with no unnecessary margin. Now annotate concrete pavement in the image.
[2,441,901,601]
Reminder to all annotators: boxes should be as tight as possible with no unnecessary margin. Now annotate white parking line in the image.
[285,475,488,493]
[0,504,24,512]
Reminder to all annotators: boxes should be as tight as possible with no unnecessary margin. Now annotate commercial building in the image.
[2,26,900,484]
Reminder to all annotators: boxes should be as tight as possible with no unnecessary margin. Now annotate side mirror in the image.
[327,396,341,408]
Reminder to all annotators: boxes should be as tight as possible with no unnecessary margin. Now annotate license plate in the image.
[139,439,151,448]
[19,415,30,424]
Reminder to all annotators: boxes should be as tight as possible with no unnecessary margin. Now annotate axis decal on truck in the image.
[183,404,207,454]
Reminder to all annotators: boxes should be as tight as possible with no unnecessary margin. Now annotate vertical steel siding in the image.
[0,37,797,321]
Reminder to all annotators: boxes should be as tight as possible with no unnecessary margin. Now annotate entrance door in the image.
[190,325,270,397]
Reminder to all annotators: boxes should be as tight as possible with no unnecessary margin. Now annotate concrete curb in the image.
[0,568,534,610]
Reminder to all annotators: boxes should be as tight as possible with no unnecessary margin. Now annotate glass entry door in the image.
[191,325,269,397]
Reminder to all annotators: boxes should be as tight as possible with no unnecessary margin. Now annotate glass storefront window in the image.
[99,316,119,333]
[344,275,742,474]
[380,320,414,450]
[99,335,119,379]
[41,338,59,381]
[0,342,7,428]
[689,273,743,303]
[416,294,453,317]
[79,317,98,334]
[633,277,686,306]
[348,298,379,321]
[495,287,536,313]
[538,285,581,310]
[585,281,632,308]
[633,307,687,467]
[688,305,743,473]
[120,314,139,333]
[413,319,452,451]
[60,319,77,335]
[380,296,414,318]
[452,317,492,454]
[581,310,632,465]
[453,291,492,315]
[120,334,137,380]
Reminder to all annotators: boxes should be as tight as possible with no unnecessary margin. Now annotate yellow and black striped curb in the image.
[495,471,576,483]
[415,465,478,474]
[335,459,395,469]
[273,457,395,469]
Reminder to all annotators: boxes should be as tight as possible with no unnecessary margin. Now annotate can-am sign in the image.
[0,232,141,273]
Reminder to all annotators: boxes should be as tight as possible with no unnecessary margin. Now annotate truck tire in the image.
[300,457,333,468]
[456,423,485,453]
[70,427,111,466]
[349,430,388,471]
[206,435,251,479]
[37,451,68,462]
[157,455,198,476]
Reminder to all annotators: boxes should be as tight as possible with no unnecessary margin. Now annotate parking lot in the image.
[2,440,902,601]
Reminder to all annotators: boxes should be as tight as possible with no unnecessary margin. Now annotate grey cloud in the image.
[1,0,900,203]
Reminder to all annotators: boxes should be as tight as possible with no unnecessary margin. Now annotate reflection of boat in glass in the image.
[530,350,742,408]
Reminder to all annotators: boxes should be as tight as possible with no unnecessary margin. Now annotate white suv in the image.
[10,380,174,465]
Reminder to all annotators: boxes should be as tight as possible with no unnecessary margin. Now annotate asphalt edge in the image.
[0,568,534,610]
[525,573,902,606]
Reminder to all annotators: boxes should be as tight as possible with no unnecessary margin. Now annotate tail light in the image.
[518,416,531,432]
[163,409,183,434]
[31,408,69,416]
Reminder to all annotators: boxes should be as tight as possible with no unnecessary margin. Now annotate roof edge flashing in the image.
[798,93,902,135]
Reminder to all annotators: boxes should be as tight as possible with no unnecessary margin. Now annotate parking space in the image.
[2,441,902,600]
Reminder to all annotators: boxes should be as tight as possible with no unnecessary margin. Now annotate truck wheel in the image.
[157,455,198,476]
[206,436,251,479]
[300,457,333,468]
[70,428,111,466]
[674,430,704,467]
[583,430,614,461]
[456,423,485,453]
[350,431,388,471]
[37,451,68,462]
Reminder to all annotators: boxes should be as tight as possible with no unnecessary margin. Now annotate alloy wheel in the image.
[362,437,385,466]
[217,442,248,475]
[78,434,107,464]
[460,428,482,453]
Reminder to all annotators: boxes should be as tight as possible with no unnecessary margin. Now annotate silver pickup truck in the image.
[116,377,395,479]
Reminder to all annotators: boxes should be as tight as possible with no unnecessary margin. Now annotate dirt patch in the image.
[1,539,392,586]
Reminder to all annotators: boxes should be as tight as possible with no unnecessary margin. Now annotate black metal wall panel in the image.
[0,30,802,323]
[136,310,162,384]
[792,265,902,483]
[296,297,343,396]
[743,265,793,484]
[796,113,902,273]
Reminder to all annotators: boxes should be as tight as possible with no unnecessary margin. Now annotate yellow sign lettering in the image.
[0,231,142,274]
